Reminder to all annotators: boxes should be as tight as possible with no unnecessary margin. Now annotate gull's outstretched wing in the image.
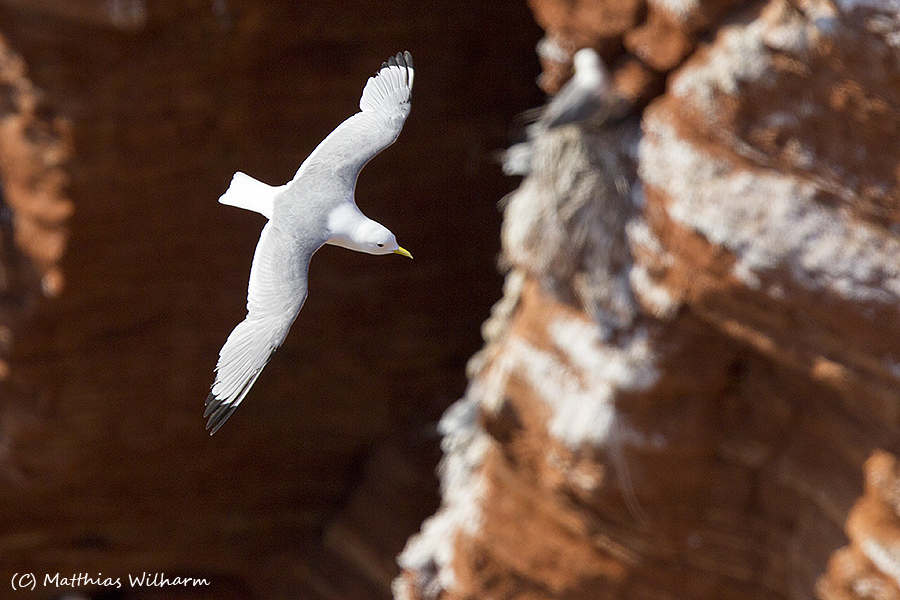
[502,50,612,176]
[293,51,413,182]
[205,223,321,434]
[536,78,604,132]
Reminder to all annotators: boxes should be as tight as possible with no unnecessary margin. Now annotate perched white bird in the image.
[502,47,611,175]
[205,51,415,434]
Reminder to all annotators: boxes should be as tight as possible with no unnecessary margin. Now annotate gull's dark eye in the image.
[377,243,385,248]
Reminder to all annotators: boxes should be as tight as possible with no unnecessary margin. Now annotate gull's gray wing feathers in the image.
[535,79,603,132]
[206,51,414,434]
[205,223,321,434]
[293,51,413,182]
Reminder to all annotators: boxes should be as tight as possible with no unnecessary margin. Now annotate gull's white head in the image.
[358,219,413,257]
[572,48,607,87]
[327,203,413,257]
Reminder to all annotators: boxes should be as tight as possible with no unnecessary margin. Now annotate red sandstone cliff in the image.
[398,0,900,599]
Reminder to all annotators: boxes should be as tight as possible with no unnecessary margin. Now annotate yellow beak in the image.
[393,246,413,259]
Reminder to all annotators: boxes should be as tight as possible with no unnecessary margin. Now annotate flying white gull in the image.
[502,47,611,176]
[205,51,415,434]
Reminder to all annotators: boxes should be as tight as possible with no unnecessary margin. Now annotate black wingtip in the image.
[382,51,412,71]
[204,392,238,435]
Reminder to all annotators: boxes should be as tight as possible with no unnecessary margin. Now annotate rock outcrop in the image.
[0,33,71,367]
[398,1,900,599]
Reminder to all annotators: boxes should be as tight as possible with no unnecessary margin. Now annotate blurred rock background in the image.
[0,0,542,598]
[1,0,899,599]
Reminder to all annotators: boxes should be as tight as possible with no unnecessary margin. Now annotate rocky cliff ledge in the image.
[398,1,900,599]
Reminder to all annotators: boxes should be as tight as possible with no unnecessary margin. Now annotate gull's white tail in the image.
[218,172,285,220]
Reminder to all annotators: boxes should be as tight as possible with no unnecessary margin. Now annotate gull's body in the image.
[503,48,611,176]
[205,51,414,434]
